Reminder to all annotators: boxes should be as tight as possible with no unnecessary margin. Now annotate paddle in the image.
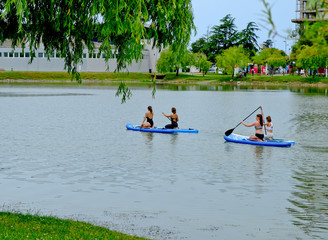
[225,106,261,136]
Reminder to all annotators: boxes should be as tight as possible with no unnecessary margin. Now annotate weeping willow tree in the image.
[0,0,195,102]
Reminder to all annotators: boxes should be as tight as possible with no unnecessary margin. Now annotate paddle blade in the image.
[225,128,234,136]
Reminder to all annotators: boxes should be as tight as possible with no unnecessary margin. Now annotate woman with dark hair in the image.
[141,106,154,128]
[162,107,179,129]
[241,106,264,141]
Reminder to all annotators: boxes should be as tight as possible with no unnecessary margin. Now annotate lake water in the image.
[0,84,327,240]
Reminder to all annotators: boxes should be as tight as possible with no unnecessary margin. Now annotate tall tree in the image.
[239,22,260,56]
[208,14,239,62]
[190,15,259,63]
[190,37,208,55]
[262,39,274,49]
[190,26,211,55]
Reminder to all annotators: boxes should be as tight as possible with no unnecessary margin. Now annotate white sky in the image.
[190,0,297,53]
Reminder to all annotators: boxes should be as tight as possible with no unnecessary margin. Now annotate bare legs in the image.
[249,135,263,141]
[141,122,153,128]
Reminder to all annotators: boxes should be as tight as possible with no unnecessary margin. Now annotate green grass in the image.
[0,212,150,240]
[0,71,153,82]
[161,72,232,82]
[0,71,327,85]
[144,72,328,85]
[241,74,328,83]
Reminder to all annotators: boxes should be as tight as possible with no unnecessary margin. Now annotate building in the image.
[0,40,160,73]
[292,0,328,23]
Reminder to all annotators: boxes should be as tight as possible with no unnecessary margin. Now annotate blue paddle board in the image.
[126,123,198,133]
[224,133,295,147]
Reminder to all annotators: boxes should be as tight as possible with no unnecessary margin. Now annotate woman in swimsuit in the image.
[241,106,264,141]
[162,107,179,129]
[264,116,274,139]
[141,106,154,128]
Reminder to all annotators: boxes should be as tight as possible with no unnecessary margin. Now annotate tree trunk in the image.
[176,68,179,77]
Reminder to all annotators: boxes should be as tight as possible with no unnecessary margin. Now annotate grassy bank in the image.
[0,71,153,82]
[0,212,149,240]
[0,71,328,85]
[161,72,328,85]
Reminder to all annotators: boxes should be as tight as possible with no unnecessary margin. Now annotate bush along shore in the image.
[0,212,149,240]
[0,71,328,86]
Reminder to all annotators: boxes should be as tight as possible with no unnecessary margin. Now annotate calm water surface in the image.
[0,84,327,240]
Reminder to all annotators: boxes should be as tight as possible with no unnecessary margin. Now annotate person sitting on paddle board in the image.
[241,107,264,141]
[141,106,154,128]
[264,116,274,140]
[162,107,179,129]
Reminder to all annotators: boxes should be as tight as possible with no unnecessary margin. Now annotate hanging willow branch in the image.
[0,0,195,101]
[115,81,132,104]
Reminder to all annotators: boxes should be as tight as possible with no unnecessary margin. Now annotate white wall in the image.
[0,41,159,73]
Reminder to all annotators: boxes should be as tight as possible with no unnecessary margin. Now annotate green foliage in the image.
[156,46,191,76]
[291,14,328,78]
[266,56,287,72]
[216,46,250,77]
[116,81,132,104]
[260,0,278,38]
[239,22,260,57]
[303,22,328,54]
[253,48,287,76]
[191,14,259,63]
[156,49,172,73]
[1,70,328,85]
[0,0,195,82]
[293,20,328,54]
[190,37,209,56]
[190,53,212,76]
[0,71,153,81]
[262,39,273,49]
[307,0,328,13]
[260,0,328,79]
[0,212,148,239]
[208,14,239,61]
[296,46,327,77]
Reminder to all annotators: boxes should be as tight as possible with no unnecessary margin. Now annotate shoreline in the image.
[156,79,328,88]
[1,78,328,88]
[0,71,328,88]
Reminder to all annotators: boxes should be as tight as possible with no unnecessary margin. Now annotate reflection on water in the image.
[289,95,328,240]
[142,132,154,144]
[155,84,328,96]
[288,168,328,239]
[254,146,264,159]
[293,112,328,134]
[0,92,92,97]
[170,134,178,144]
[289,87,328,96]
[156,83,291,92]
